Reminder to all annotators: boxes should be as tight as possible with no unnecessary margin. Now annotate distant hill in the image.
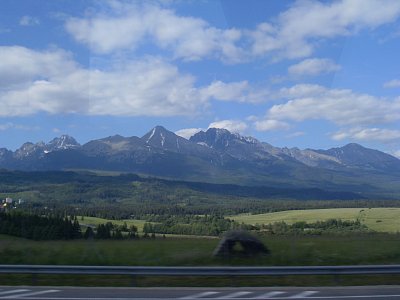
[1,126,400,197]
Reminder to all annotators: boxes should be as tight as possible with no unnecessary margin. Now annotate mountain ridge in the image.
[1,126,399,197]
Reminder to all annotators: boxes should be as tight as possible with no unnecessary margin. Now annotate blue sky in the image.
[1,0,400,157]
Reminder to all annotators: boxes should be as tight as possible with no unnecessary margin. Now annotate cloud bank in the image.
[65,0,400,62]
[0,46,268,117]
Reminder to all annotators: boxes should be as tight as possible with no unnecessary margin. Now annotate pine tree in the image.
[72,219,82,239]
[84,227,95,239]
[114,229,123,240]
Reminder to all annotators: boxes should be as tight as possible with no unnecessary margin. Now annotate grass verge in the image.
[2,233,400,286]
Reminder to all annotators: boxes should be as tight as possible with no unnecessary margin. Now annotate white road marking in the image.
[288,291,318,298]
[0,289,59,299]
[253,291,286,299]
[180,291,220,299]
[216,291,252,299]
[0,290,30,296]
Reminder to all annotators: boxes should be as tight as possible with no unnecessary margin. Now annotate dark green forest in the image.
[1,170,400,239]
[254,219,371,235]
[0,211,371,240]
[143,215,248,236]
[0,212,81,240]
[0,211,142,240]
[1,170,399,221]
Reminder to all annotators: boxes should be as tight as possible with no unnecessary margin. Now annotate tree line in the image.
[252,219,372,235]
[87,221,139,239]
[4,169,400,222]
[142,215,250,236]
[0,212,81,240]
[0,212,145,240]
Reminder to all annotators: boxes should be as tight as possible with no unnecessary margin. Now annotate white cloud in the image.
[254,119,290,131]
[384,79,400,88]
[0,46,260,117]
[208,120,248,134]
[84,59,205,116]
[279,84,327,98]
[251,0,400,60]
[65,6,146,54]
[202,81,249,102]
[268,84,400,126]
[20,16,40,26]
[0,47,200,116]
[0,46,77,89]
[175,128,203,139]
[0,46,94,116]
[65,2,244,63]
[200,80,270,103]
[64,1,400,63]
[288,58,341,76]
[332,127,400,142]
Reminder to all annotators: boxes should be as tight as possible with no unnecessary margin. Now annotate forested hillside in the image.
[1,170,399,220]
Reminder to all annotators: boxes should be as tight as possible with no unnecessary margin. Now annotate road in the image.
[1,286,400,299]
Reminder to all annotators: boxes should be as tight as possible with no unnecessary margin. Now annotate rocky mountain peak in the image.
[190,127,259,150]
[342,143,366,151]
[47,135,80,151]
[14,142,45,158]
[1,125,400,183]
[315,142,400,172]
[0,148,12,157]
[48,134,80,149]
[142,125,185,151]
[100,134,126,143]
[140,126,218,159]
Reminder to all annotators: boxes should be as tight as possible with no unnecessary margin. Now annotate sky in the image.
[0,0,400,157]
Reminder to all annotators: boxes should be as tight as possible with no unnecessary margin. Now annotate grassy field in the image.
[79,208,400,234]
[78,216,148,232]
[2,232,400,267]
[2,233,400,286]
[231,207,400,232]
[78,216,216,238]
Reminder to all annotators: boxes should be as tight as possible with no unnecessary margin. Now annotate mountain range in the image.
[1,126,400,198]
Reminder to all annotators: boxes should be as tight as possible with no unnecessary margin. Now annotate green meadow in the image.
[79,216,148,232]
[2,231,400,286]
[2,233,400,267]
[231,207,400,232]
[79,207,400,234]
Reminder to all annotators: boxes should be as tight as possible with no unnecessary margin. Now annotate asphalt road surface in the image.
[1,286,400,299]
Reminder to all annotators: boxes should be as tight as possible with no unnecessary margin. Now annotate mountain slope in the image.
[142,126,221,161]
[190,128,276,161]
[47,135,80,152]
[316,143,400,173]
[0,126,399,197]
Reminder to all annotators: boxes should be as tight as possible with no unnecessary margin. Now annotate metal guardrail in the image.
[1,265,400,276]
